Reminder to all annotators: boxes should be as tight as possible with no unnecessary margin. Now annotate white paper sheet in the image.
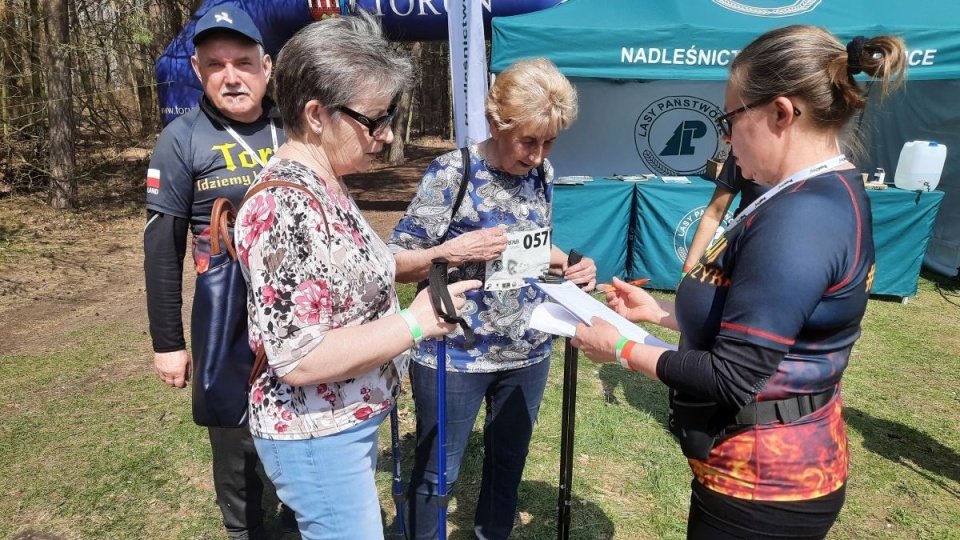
[530,281,678,350]
[529,302,580,338]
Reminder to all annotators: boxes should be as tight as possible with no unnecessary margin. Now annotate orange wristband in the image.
[617,339,637,370]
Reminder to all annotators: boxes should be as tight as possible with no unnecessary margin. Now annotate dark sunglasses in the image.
[337,104,396,137]
[716,97,801,137]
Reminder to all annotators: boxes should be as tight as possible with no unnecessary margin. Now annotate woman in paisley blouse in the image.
[389,58,597,540]
[234,14,479,540]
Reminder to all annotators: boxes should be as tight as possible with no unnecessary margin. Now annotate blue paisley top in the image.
[388,145,554,373]
[236,158,407,440]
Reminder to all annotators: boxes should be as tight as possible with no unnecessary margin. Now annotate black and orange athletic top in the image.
[660,169,875,501]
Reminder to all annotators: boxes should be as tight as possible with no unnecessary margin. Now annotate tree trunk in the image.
[385,42,421,164]
[1,0,11,142]
[44,0,75,208]
[386,86,412,164]
[27,0,43,125]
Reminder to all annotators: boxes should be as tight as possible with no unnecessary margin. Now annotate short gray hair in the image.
[275,11,413,136]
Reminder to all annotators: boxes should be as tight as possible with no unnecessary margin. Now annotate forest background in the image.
[0,0,452,206]
[1,1,959,539]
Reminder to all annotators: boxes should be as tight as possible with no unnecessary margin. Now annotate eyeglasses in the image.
[337,104,396,137]
[716,97,801,137]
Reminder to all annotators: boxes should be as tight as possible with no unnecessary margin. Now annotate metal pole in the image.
[557,337,579,540]
[390,406,406,536]
[436,337,448,540]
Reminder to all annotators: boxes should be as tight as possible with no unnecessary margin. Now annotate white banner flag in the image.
[448,0,490,147]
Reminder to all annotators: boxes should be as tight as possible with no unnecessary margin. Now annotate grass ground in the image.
[1,140,958,538]
[2,277,958,539]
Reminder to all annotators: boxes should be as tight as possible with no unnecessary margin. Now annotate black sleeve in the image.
[144,210,189,353]
[655,336,785,409]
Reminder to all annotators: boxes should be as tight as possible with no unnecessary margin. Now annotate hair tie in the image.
[846,36,866,75]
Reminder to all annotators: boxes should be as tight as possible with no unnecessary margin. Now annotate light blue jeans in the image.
[253,411,388,540]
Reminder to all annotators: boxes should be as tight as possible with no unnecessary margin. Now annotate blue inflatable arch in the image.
[155,0,562,126]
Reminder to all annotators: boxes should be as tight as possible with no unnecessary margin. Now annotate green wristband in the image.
[615,336,629,368]
[398,309,424,344]
[680,271,688,281]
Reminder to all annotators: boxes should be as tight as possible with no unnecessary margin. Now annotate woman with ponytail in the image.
[573,25,906,539]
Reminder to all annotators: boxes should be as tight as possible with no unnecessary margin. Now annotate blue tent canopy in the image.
[492,0,960,80]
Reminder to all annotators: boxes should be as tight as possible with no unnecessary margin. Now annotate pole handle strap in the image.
[428,258,475,348]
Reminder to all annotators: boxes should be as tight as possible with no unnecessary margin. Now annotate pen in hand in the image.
[599,279,649,293]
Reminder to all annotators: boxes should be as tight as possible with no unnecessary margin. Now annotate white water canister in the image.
[893,141,947,191]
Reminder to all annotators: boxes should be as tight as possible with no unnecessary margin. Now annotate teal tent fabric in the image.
[551,179,941,297]
[492,0,960,80]
[493,0,960,275]
[551,180,634,283]
[626,181,943,296]
[869,189,945,297]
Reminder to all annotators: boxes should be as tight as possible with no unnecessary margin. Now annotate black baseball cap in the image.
[193,6,263,47]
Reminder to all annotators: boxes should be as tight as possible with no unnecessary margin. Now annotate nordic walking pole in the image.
[390,406,406,536]
[426,258,475,540]
[557,337,579,540]
[436,331,448,540]
[557,249,583,540]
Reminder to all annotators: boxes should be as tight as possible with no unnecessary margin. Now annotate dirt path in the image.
[0,140,449,356]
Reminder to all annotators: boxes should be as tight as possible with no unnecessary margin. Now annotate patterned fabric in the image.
[674,170,874,500]
[235,158,407,440]
[690,397,848,501]
[388,145,554,373]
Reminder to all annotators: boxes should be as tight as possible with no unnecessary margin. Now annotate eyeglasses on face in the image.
[337,104,396,137]
[716,97,801,137]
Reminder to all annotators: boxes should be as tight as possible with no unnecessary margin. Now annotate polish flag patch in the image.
[146,169,160,192]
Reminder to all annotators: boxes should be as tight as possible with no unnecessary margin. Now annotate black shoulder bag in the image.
[191,180,328,428]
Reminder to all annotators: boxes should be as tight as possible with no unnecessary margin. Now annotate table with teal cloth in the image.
[552,177,944,298]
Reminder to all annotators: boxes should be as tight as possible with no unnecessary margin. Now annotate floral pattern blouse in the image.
[235,158,407,440]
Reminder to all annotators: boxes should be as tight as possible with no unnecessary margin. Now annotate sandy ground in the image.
[0,139,451,356]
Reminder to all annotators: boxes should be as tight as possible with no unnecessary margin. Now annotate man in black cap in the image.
[143,6,289,538]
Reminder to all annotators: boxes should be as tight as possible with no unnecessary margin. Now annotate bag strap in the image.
[248,347,268,387]
[237,179,332,386]
[209,198,238,259]
[415,148,472,293]
[449,146,472,227]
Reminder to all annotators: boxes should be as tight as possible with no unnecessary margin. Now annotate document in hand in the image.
[528,281,677,350]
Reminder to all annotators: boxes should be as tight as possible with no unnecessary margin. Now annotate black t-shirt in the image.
[143,97,285,352]
[146,96,285,235]
[660,169,874,500]
[714,154,769,216]
[674,170,874,396]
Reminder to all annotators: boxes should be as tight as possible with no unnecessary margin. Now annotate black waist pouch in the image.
[668,390,741,460]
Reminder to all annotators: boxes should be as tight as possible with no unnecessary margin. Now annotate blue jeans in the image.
[253,412,387,540]
[405,359,551,540]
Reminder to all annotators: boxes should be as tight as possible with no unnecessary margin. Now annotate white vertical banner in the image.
[448,0,490,147]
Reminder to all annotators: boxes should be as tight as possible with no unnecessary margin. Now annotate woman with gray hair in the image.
[234,13,479,539]
[389,57,596,539]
